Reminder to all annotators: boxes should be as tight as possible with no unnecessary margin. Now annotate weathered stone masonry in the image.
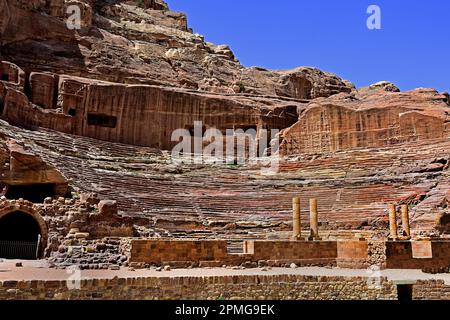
[0,274,399,300]
[129,239,450,271]
[2,272,449,300]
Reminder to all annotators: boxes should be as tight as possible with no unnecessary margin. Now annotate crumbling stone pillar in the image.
[388,204,398,240]
[401,204,411,239]
[308,198,321,240]
[292,197,301,240]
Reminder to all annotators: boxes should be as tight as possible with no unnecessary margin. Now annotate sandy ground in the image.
[0,259,449,285]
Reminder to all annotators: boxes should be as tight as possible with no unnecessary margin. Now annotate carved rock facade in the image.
[280,87,450,155]
[0,0,448,260]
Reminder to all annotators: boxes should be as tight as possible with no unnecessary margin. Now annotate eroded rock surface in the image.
[0,0,352,98]
[0,119,448,238]
[0,0,448,243]
[280,86,450,155]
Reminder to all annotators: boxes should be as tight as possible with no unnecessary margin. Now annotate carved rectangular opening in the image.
[1,74,8,82]
[87,113,117,128]
[0,97,4,115]
[397,284,413,301]
[186,125,207,136]
[68,108,76,116]
[5,183,56,203]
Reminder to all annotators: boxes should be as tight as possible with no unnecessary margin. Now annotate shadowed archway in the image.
[0,211,42,259]
[0,205,47,259]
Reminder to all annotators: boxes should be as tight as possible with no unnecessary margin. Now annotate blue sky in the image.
[168,0,449,92]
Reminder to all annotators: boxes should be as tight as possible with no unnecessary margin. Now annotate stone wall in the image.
[130,239,345,267]
[130,239,373,268]
[0,274,398,300]
[130,240,229,265]
[3,273,450,300]
[280,89,450,156]
[0,197,136,266]
[336,240,369,268]
[412,280,450,300]
[385,241,450,272]
[243,240,338,267]
[129,239,450,271]
[367,241,387,268]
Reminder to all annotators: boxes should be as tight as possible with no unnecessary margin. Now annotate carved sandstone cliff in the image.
[0,62,300,149]
[280,86,450,155]
[0,0,353,98]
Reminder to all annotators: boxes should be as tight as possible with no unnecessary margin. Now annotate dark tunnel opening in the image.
[0,211,41,260]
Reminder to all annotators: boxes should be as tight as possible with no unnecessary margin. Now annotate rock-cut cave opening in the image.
[397,284,413,301]
[0,211,42,260]
[292,77,313,100]
[5,183,57,203]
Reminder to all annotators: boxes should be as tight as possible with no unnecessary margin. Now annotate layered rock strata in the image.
[280,86,450,155]
[0,0,448,245]
[0,0,353,98]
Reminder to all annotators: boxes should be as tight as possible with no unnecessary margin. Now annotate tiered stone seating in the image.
[1,121,448,239]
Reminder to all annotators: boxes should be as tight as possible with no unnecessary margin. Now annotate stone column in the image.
[292,197,301,240]
[308,198,320,240]
[401,204,411,239]
[388,204,398,240]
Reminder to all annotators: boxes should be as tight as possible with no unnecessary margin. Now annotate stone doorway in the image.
[0,206,48,260]
[397,284,413,301]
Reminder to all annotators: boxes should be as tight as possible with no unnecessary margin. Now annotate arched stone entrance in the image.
[0,202,47,259]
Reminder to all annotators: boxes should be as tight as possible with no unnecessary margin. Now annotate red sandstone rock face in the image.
[0,0,352,98]
[1,67,300,149]
[280,86,450,155]
[0,137,68,198]
[0,119,448,238]
[0,0,448,240]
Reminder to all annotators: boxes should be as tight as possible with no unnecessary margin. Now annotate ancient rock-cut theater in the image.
[0,0,449,300]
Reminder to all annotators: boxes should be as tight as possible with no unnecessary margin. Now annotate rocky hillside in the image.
[0,0,353,97]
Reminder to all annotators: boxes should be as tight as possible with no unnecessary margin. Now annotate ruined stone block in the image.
[98,200,118,217]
